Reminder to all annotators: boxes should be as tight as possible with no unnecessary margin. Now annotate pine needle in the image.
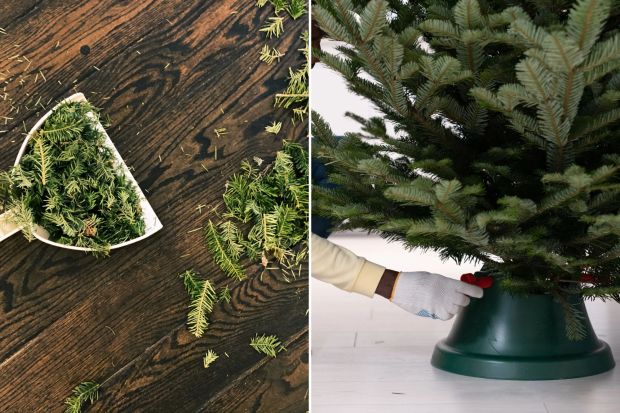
[64,381,100,413]
[265,121,282,134]
[205,220,246,280]
[250,334,286,357]
[179,269,201,300]
[259,45,285,65]
[219,286,231,303]
[214,127,228,138]
[285,0,306,19]
[259,16,284,38]
[205,142,308,281]
[203,349,219,368]
[275,31,308,122]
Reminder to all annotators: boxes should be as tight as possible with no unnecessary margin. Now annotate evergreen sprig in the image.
[219,286,231,303]
[259,45,285,65]
[1,101,145,254]
[250,334,286,357]
[313,0,620,339]
[286,0,307,20]
[260,16,285,38]
[265,121,283,134]
[205,141,308,282]
[203,350,219,368]
[64,381,100,413]
[275,31,309,122]
[181,269,218,338]
[270,0,288,14]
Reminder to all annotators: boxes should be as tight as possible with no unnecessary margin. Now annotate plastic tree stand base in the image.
[431,273,615,380]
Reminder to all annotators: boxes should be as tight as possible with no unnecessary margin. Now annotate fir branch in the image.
[269,0,287,14]
[219,286,231,303]
[275,31,309,122]
[554,291,587,341]
[566,0,611,52]
[180,269,201,300]
[187,278,218,338]
[285,0,307,20]
[203,350,219,368]
[219,220,244,260]
[32,134,49,185]
[250,334,286,357]
[259,16,284,38]
[265,121,282,134]
[206,141,308,282]
[259,45,285,65]
[64,381,100,413]
[359,0,388,42]
[205,220,246,280]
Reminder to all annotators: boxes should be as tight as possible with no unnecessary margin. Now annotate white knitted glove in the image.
[391,271,483,320]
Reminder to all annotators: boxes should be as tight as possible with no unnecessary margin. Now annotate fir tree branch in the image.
[180,269,201,300]
[219,286,231,303]
[265,121,283,134]
[205,220,247,281]
[64,381,100,413]
[250,334,286,357]
[203,350,219,368]
[206,142,308,282]
[260,16,284,38]
[259,45,285,65]
[285,0,306,20]
[186,276,218,338]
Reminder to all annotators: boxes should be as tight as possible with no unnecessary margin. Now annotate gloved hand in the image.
[391,271,483,320]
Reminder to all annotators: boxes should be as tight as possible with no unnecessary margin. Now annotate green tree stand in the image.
[431,273,615,380]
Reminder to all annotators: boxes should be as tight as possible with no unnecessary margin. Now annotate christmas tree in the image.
[312,0,620,337]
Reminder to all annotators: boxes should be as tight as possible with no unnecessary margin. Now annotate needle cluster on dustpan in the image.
[0,93,163,255]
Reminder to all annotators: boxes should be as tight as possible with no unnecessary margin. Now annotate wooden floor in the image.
[311,232,620,413]
[0,1,308,412]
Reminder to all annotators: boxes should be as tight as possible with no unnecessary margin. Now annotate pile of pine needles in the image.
[180,141,308,340]
[205,140,308,283]
[1,101,145,253]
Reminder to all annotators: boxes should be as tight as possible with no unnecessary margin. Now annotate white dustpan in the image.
[0,93,163,252]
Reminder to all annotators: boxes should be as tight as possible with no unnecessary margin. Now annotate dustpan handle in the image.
[0,210,21,242]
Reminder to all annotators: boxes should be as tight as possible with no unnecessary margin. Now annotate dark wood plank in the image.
[0,0,308,411]
[1,0,301,365]
[89,276,308,413]
[200,330,309,413]
[0,0,43,27]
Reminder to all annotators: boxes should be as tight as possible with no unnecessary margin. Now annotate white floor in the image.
[310,232,620,413]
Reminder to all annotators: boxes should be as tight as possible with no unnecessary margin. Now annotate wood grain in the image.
[0,0,42,27]
[200,330,309,413]
[0,1,308,412]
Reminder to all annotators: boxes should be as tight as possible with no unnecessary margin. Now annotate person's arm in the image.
[311,234,483,319]
[311,234,385,297]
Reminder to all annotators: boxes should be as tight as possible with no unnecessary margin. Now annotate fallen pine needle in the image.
[203,350,218,368]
